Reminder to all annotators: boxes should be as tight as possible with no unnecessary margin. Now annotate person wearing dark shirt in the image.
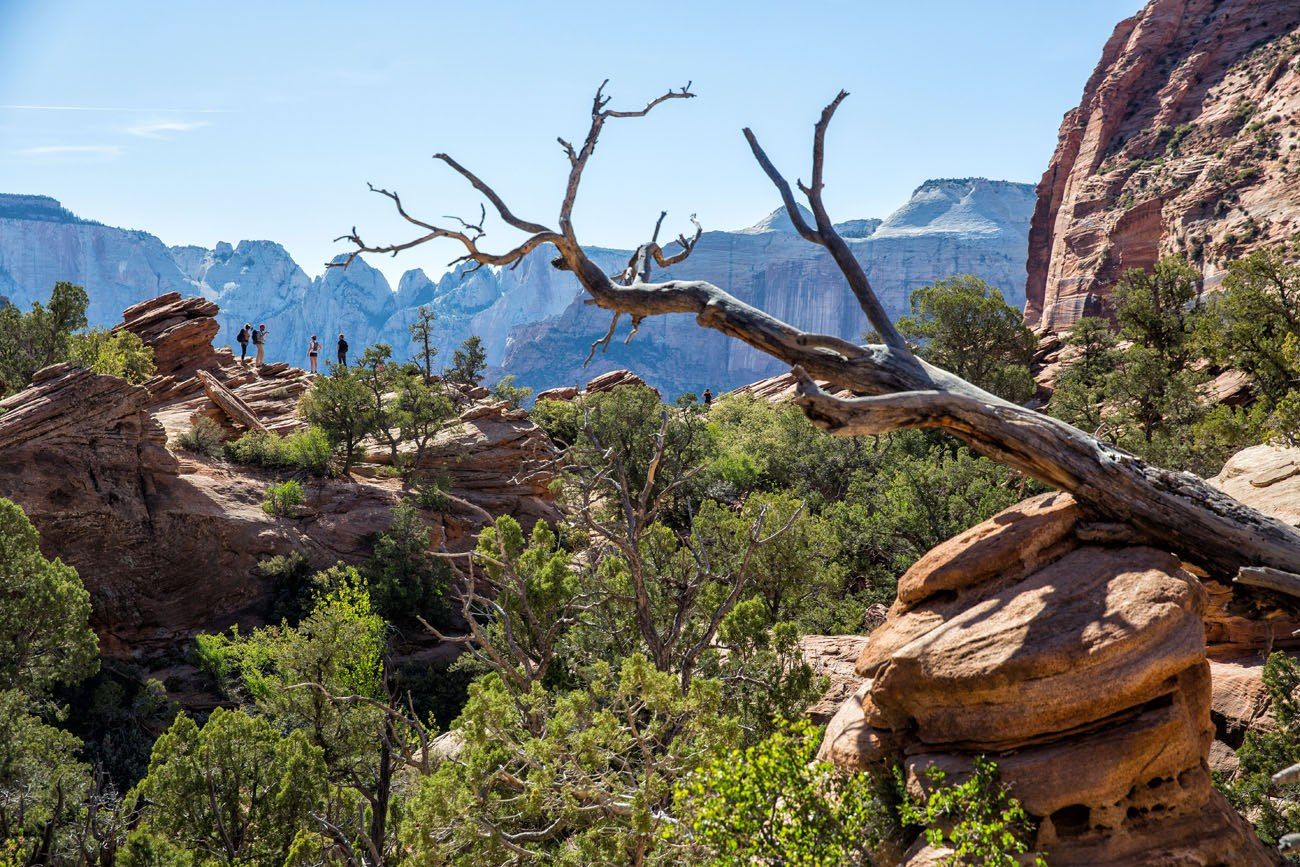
[337,333,349,367]
[236,323,251,362]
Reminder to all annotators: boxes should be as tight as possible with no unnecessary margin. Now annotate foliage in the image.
[223,426,332,475]
[897,756,1046,866]
[403,656,739,865]
[0,498,99,697]
[1050,256,1241,475]
[128,708,327,865]
[366,503,449,625]
[262,479,304,517]
[490,373,532,409]
[896,275,1037,402]
[299,366,376,473]
[408,304,439,383]
[0,282,88,397]
[1223,651,1300,854]
[0,688,94,859]
[67,328,155,383]
[174,416,225,458]
[446,335,487,388]
[675,718,892,866]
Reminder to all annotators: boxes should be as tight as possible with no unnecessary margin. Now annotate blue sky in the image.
[0,1,1144,286]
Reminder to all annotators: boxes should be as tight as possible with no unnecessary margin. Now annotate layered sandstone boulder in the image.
[820,493,1276,865]
[1026,0,1300,333]
[534,368,657,403]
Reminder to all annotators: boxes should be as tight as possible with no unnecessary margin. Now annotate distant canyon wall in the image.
[0,177,1035,395]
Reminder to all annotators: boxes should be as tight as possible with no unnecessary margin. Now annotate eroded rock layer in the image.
[1026,0,1300,332]
[819,493,1277,865]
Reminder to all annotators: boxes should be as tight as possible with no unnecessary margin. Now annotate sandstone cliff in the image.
[1027,0,1300,332]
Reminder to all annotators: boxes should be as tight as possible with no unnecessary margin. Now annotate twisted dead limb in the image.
[334,84,1300,581]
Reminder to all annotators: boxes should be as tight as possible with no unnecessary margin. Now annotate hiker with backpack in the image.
[252,324,267,366]
[337,333,349,368]
[308,335,321,374]
[236,323,252,362]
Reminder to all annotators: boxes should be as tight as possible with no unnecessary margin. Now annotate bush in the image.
[491,374,532,410]
[282,426,332,475]
[675,718,893,865]
[67,328,155,383]
[224,426,333,475]
[262,480,304,517]
[412,476,453,511]
[173,416,225,458]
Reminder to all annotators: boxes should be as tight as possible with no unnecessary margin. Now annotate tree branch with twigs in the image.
[333,82,1300,587]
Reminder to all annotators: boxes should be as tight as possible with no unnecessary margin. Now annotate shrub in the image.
[68,328,156,384]
[412,476,452,511]
[174,416,225,458]
[282,426,332,475]
[224,426,333,475]
[262,480,304,517]
[898,756,1045,866]
[675,718,893,865]
[491,374,532,410]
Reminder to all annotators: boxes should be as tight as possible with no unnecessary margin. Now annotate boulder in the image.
[820,493,1277,864]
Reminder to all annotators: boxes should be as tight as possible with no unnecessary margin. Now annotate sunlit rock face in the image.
[1026,0,1300,332]
[0,178,1033,395]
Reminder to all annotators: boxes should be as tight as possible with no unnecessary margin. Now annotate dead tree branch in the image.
[333,84,1300,580]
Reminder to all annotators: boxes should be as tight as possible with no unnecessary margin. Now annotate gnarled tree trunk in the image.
[332,83,1300,582]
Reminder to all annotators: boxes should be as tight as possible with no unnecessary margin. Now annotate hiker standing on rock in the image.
[702,387,713,406]
[308,334,321,374]
[237,323,252,362]
[252,323,267,367]
[337,332,349,368]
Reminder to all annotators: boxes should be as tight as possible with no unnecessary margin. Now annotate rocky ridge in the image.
[1026,0,1300,333]
[0,293,558,680]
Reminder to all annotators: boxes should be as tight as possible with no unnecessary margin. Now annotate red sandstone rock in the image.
[1026,0,1300,333]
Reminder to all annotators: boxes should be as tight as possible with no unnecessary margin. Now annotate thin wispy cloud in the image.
[0,104,226,113]
[16,144,123,159]
[126,119,209,139]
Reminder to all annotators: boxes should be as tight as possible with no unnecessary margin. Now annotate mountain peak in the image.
[738,205,817,235]
[871,178,1036,240]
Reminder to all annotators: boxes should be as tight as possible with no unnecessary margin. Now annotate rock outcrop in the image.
[819,493,1276,864]
[1026,0,1300,332]
[534,369,656,403]
[0,293,558,672]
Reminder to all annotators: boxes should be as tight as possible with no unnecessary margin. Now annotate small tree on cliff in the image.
[0,281,89,396]
[896,275,1036,403]
[408,304,439,384]
[299,366,376,474]
[0,497,99,697]
[446,335,486,388]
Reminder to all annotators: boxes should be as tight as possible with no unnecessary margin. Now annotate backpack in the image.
[338,338,349,353]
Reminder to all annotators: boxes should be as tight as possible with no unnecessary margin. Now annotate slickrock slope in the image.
[820,493,1277,864]
[0,293,557,666]
[1026,0,1300,332]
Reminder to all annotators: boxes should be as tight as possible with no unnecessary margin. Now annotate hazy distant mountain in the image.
[0,178,1034,395]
